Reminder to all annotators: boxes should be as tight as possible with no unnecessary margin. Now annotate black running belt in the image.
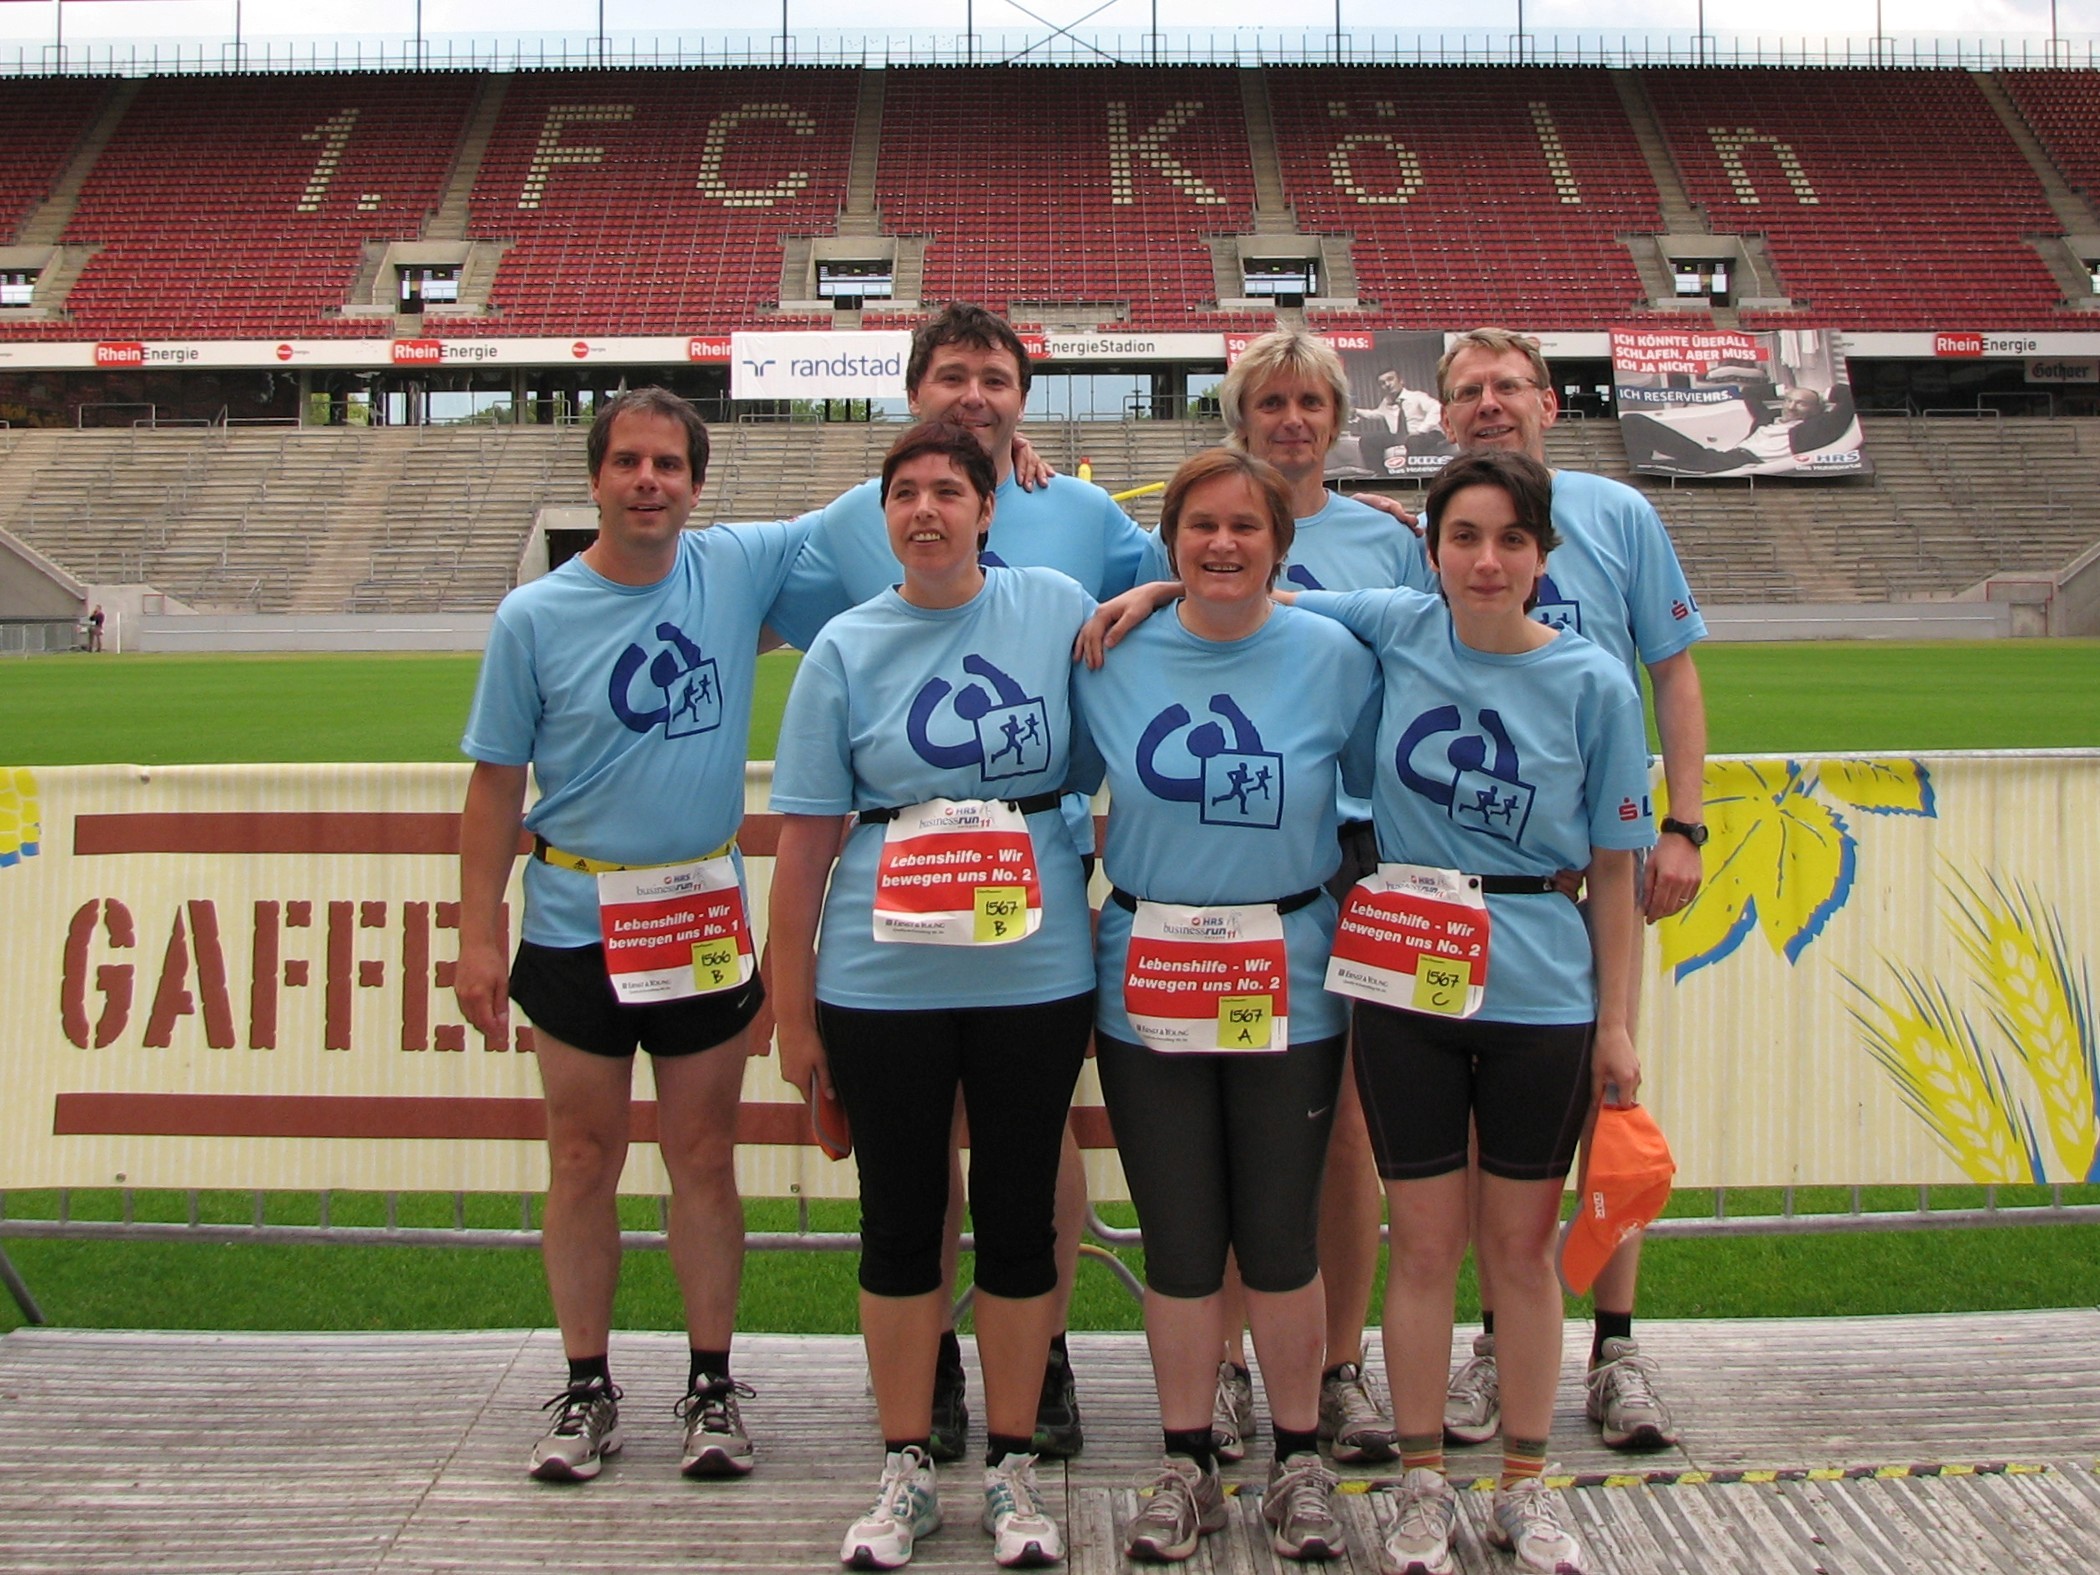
[1109,886,1324,915]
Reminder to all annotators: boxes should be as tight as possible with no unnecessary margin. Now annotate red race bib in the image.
[872,799,1043,946]
[597,854,754,1003]
[1123,901,1289,1053]
[1325,864,1490,1018]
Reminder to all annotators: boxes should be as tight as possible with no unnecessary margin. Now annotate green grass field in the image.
[3,641,2097,1335]
[5,640,2099,764]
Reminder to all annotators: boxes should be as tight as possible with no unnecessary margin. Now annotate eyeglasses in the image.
[1445,376,1542,406]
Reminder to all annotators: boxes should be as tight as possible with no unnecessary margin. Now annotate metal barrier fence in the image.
[6,1185,2094,1328]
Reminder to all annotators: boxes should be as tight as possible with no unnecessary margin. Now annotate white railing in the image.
[2,29,2098,77]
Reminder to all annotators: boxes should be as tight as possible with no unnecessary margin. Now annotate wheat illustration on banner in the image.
[1843,868,2099,1185]
[1657,756,1936,981]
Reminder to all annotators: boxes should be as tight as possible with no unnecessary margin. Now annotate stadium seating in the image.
[1640,68,2069,330]
[876,66,1255,319]
[1265,66,1664,328]
[0,73,477,341]
[0,76,113,239]
[453,68,858,336]
[2001,68,2100,209]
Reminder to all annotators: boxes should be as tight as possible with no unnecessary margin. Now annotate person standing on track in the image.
[1410,329,1708,1456]
[454,388,829,1487]
[769,420,1097,1571]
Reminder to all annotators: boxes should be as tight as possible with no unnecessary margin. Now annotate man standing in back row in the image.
[1410,328,1709,1455]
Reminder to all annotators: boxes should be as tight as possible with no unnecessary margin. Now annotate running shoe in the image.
[1443,1332,1500,1446]
[1031,1341,1084,1458]
[929,1340,969,1464]
[1319,1360,1397,1464]
[1486,1477,1585,1574]
[841,1446,942,1570]
[1125,1454,1228,1562]
[1262,1451,1344,1560]
[982,1451,1064,1568]
[528,1381,623,1481]
[1377,1467,1457,1575]
[1585,1336,1679,1450]
[1211,1360,1256,1463]
[675,1374,756,1477]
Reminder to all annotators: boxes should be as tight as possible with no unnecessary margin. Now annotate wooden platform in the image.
[3,1312,2097,1572]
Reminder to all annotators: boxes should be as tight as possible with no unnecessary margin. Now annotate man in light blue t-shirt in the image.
[456,388,831,1488]
[1427,327,1709,1455]
[771,304,1166,1467]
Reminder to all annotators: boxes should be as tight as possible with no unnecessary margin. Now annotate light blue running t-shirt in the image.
[1296,587,1656,1025]
[1533,470,1707,685]
[766,471,1167,648]
[463,519,832,949]
[770,565,1097,1012]
[1070,603,1378,1046]
[1277,489,1438,826]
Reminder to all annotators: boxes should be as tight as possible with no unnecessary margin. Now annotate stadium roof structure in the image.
[1,0,2098,75]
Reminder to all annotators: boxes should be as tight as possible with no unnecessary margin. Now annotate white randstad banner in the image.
[729,331,910,400]
[2,754,2094,1195]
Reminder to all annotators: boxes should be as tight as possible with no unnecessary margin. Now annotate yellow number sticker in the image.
[973,885,1027,944]
[1411,957,1472,1016]
[692,938,740,989]
[1217,994,1274,1049]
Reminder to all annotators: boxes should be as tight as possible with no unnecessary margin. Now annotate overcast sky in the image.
[0,0,2089,52]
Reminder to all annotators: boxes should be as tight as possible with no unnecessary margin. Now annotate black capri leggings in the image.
[818,994,1093,1301]
[1095,1031,1347,1298]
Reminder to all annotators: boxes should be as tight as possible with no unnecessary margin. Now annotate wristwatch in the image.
[1659,817,1709,847]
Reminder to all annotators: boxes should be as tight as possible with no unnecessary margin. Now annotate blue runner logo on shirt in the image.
[1395,704,1537,845]
[609,623,722,739]
[1284,564,1326,591]
[1530,572,1580,636]
[1135,694,1285,830]
[907,654,1051,784]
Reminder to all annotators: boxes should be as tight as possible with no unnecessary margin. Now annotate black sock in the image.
[1274,1425,1321,1461]
[567,1354,612,1392]
[689,1348,732,1392]
[986,1432,1034,1466]
[885,1437,931,1456]
[1481,1310,1496,1337]
[1047,1330,1069,1362]
[1164,1428,1217,1473]
[937,1328,964,1369]
[1225,1360,1251,1380]
[1592,1311,1633,1365]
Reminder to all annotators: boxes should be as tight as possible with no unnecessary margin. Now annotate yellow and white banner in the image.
[2,753,2094,1194]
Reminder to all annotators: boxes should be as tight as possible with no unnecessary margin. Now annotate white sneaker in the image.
[1262,1451,1343,1560]
[1585,1336,1679,1450]
[527,1382,623,1481]
[1443,1332,1500,1446]
[1125,1453,1228,1562]
[1486,1477,1585,1574]
[841,1447,941,1569]
[1377,1467,1456,1575]
[982,1451,1063,1568]
[1211,1361,1255,1463]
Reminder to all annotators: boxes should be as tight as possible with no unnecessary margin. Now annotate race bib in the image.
[1325,863,1490,1018]
[597,854,754,1004]
[1123,901,1289,1053]
[872,798,1044,946]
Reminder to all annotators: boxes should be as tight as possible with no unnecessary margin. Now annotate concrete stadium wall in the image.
[1700,601,2013,640]
[129,602,2022,653]
[138,613,494,653]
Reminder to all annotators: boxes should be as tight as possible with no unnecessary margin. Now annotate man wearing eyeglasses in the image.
[1426,326,1709,1457]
